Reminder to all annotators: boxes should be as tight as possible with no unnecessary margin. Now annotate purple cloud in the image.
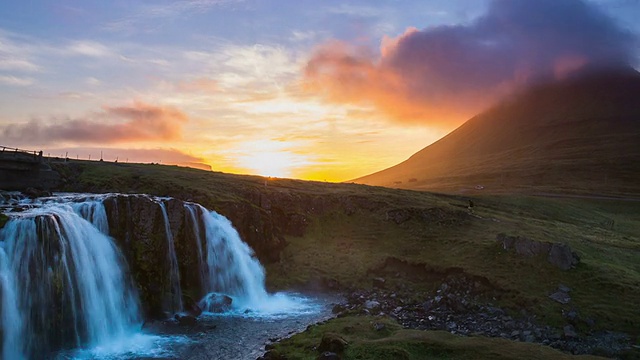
[304,0,637,125]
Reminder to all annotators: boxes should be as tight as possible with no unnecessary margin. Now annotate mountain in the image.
[354,67,640,196]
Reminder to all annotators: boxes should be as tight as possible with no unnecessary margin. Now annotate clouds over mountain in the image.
[304,0,637,125]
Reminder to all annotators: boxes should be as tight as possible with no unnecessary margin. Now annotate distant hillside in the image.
[354,68,640,196]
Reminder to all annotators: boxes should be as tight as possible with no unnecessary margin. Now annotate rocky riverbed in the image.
[55,292,336,360]
[332,274,633,358]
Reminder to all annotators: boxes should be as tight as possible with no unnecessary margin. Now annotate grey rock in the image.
[199,292,233,313]
[364,300,380,310]
[549,291,571,304]
[373,322,386,331]
[563,325,578,338]
[548,243,580,270]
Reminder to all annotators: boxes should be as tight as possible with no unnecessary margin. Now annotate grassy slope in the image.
[274,316,606,360]
[53,161,640,355]
[269,192,640,335]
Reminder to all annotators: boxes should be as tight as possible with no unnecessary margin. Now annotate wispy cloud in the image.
[0,75,35,86]
[104,0,246,33]
[0,31,43,74]
[66,40,115,58]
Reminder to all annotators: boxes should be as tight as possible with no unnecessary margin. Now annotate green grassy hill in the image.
[47,161,640,358]
[354,68,640,197]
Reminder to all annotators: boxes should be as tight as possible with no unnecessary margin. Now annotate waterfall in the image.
[72,200,109,234]
[0,192,306,358]
[158,201,183,312]
[185,205,207,289]
[0,199,141,359]
[185,203,268,311]
[0,244,23,360]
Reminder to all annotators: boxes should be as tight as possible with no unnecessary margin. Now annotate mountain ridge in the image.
[354,67,640,196]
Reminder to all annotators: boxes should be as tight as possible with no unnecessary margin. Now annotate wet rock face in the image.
[496,234,580,270]
[217,201,286,263]
[103,195,203,319]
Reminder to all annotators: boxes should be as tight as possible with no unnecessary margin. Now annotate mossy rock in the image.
[0,213,8,229]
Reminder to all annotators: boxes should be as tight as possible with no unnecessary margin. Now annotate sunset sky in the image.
[0,0,638,181]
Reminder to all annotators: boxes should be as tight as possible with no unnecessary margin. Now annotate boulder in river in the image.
[199,292,233,313]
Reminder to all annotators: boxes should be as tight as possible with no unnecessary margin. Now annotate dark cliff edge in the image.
[0,150,61,191]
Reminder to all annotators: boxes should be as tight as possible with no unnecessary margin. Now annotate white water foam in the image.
[186,203,318,317]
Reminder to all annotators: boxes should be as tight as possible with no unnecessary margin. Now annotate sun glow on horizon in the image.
[233,140,316,178]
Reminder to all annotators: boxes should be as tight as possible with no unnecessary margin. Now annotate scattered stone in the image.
[563,325,578,339]
[339,272,631,357]
[564,309,579,324]
[373,322,386,331]
[364,300,380,310]
[497,233,550,257]
[549,291,571,304]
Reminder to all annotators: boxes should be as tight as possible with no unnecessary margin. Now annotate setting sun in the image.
[234,140,314,178]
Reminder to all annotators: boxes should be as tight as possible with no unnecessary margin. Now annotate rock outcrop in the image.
[496,234,580,270]
[103,195,204,318]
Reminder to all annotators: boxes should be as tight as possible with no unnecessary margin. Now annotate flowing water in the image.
[0,194,332,359]
[157,201,183,313]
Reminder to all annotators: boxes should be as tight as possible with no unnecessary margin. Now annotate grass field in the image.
[273,316,607,360]
[49,160,640,357]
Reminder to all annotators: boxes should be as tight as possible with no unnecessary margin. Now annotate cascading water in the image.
[157,201,183,313]
[185,203,306,314]
[0,193,323,359]
[0,197,141,359]
[0,244,23,360]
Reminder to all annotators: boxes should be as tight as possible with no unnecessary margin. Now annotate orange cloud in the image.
[0,101,188,145]
[304,39,483,126]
